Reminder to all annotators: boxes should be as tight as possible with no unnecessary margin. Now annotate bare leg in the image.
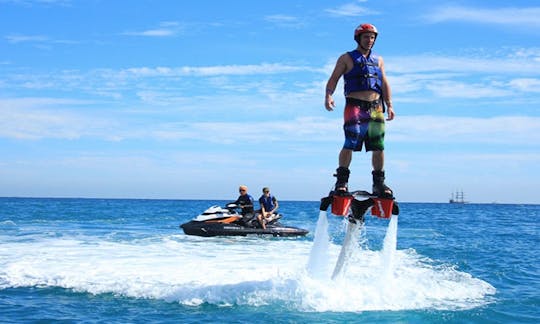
[339,148,353,168]
[257,214,266,229]
[372,150,384,171]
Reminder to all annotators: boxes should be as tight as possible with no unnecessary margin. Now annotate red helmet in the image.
[354,23,378,38]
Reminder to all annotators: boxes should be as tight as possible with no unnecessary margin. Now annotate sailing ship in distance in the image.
[449,190,468,204]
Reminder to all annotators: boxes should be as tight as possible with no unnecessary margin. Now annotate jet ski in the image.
[180,204,309,237]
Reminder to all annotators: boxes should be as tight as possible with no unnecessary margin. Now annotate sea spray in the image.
[0,198,504,317]
[380,215,398,280]
[331,219,363,279]
[307,210,330,279]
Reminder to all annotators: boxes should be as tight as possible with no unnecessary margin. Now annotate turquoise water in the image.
[0,198,538,323]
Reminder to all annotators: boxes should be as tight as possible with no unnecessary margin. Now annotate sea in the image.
[0,197,538,323]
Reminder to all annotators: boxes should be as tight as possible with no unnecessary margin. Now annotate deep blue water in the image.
[0,198,538,323]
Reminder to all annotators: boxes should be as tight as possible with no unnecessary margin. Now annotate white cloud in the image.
[424,5,540,28]
[325,2,377,17]
[5,34,49,43]
[1,62,322,107]
[119,63,317,77]
[177,64,317,76]
[385,53,540,98]
[0,0,71,6]
[264,15,305,28]
[122,21,183,37]
[0,98,113,140]
[424,80,512,98]
[0,97,92,109]
[508,78,540,92]
[5,34,78,46]
[2,50,540,111]
[126,29,175,37]
[149,117,339,145]
[389,115,540,145]
[2,95,539,149]
[387,54,540,75]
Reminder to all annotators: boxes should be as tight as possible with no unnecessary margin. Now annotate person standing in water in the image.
[324,23,395,197]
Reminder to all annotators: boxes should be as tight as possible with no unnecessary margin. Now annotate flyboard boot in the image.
[329,167,352,216]
[321,168,399,218]
[372,170,393,198]
[334,167,350,192]
[319,167,350,212]
[371,170,399,217]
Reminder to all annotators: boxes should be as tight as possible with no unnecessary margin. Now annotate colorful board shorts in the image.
[343,97,385,152]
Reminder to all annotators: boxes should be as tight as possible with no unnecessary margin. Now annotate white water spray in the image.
[0,213,496,311]
[331,219,363,279]
[307,210,330,279]
[381,215,398,280]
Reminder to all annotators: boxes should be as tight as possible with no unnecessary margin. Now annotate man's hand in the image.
[386,106,395,121]
[325,94,335,111]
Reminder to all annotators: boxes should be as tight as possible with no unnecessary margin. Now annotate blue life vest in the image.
[343,50,383,95]
[259,195,276,211]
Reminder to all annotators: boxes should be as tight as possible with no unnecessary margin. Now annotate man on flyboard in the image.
[324,23,395,199]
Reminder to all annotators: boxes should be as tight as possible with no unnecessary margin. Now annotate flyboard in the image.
[319,190,400,279]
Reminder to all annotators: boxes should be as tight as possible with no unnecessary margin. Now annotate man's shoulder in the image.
[339,51,354,60]
[342,51,356,58]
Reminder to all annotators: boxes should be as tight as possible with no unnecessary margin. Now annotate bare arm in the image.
[379,56,395,121]
[271,199,279,213]
[325,54,348,111]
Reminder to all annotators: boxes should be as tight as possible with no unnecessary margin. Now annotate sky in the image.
[1,0,539,204]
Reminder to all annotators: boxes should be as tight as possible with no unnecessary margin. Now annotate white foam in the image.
[381,215,398,280]
[306,211,330,279]
[331,218,364,279]
[0,228,496,311]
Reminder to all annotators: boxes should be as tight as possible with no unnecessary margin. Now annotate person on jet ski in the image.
[257,187,279,229]
[232,185,255,223]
